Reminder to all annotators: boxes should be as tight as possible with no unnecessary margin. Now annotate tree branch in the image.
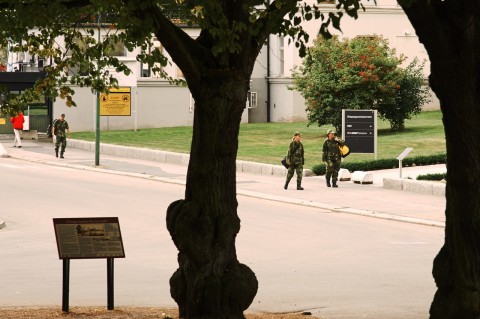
[252,0,299,57]
[132,1,217,85]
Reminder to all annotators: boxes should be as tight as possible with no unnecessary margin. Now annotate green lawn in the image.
[71,110,446,169]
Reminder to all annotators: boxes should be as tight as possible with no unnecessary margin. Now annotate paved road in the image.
[0,141,446,318]
[2,138,447,228]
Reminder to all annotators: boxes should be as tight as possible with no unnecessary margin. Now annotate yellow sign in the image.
[0,118,6,125]
[100,87,131,116]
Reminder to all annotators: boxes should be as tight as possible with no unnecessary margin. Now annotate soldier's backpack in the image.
[47,119,59,137]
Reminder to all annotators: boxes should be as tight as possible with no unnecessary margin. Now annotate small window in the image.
[65,36,88,56]
[103,35,125,56]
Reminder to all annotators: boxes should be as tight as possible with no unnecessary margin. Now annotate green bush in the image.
[292,35,430,133]
[311,153,446,175]
[417,173,447,181]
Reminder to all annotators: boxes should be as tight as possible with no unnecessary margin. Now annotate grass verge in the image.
[71,110,445,169]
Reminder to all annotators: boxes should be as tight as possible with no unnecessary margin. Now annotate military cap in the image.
[327,129,335,135]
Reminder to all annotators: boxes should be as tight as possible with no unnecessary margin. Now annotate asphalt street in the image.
[0,137,447,318]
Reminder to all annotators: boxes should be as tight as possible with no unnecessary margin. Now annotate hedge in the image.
[416,173,447,181]
[311,153,446,175]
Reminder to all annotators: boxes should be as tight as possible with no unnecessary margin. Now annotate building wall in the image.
[276,2,440,119]
[53,80,249,132]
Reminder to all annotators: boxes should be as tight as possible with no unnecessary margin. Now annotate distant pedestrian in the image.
[10,111,24,148]
[322,129,345,188]
[52,114,70,158]
[284,132,305,190]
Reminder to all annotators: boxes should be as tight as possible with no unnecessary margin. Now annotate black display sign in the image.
[342,110,377,154]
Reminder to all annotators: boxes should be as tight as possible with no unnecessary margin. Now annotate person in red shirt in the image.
[10,111,25,148]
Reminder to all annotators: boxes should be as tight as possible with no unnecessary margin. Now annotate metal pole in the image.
[107,258,114,310]
[62,259,70,313]
[95,14,101,166]
[134,87,138,132]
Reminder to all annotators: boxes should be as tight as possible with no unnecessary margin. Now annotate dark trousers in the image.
[325,159,341,183]
[55,136,67,153]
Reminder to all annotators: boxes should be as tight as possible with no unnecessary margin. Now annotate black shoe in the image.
[297,185,304,190]
[17,146,21,148]
[326,183,331,187]
[332,184,338,188]
[60,154,64,159]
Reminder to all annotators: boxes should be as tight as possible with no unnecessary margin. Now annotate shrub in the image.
[417,173,447,181]
[292,35,430,133]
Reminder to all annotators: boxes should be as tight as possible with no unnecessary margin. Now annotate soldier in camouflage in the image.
[52,114,71,158]
[322,129,345,188]
[284,132,305,190]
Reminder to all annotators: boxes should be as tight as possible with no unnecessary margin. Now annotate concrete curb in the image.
[384,177,445,197]
[0,142,10,158]
[68,139,314,177]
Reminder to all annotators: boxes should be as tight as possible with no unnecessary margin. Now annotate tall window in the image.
[279,35,285,76]
[141,38,164,77]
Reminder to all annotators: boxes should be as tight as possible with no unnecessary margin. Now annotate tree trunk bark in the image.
[166,69,258,318]
[401,1,480,318]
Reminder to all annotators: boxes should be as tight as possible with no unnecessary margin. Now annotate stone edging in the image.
[68,139,314,177]
[383,177,445,196]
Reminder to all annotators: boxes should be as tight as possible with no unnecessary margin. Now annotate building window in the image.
[65,36,88,56]
[279,35,285,76]
[141,38,164,77]
[102,35,125,56]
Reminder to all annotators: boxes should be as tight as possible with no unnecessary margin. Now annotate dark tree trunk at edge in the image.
[401,1,480,318]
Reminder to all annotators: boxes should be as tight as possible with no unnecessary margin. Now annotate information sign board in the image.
[53,217,125,259]
[100,87,131,116]
[342,109,377,154]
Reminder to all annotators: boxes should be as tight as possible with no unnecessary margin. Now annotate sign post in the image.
[53,217,125,312]
[397,147,413,178]
[342,109,377,159]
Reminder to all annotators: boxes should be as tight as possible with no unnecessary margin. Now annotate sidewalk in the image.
[0,137,446,228]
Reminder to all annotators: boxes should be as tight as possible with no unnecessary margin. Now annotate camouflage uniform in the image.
[54,119,69,158]
[322,136,344,187]
[285,139,305,190]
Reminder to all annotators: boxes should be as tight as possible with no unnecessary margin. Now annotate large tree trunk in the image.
[166,69,258,318]
[401,1,480,318]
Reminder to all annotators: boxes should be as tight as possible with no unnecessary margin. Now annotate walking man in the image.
[284,132,305,190]
[52,114,70,158]
[322,129,345,188]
